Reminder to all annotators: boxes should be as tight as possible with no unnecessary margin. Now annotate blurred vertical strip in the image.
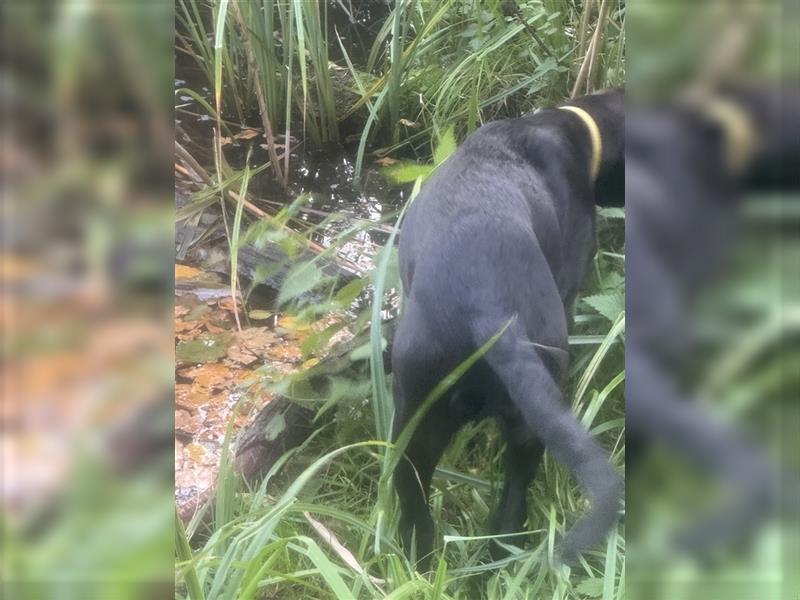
[1,1,174,598]
[626,1,799,599]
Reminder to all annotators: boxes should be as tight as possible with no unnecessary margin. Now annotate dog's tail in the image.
[479,320,622,563]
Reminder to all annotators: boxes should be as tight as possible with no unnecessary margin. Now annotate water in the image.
[176,61,405,267]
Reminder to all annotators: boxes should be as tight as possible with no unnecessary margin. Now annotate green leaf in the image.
[374,245,400,292]
[600,271,625,292]
[382,127,456,185]
[300,322,345,359]
[583,293,623,323]
[350,338,387,362]
[262,413,286,442]
[278,263,324,305]
[382,161,435,184]
[248,310,273,320]
[598,207,625,219]
[334,278,366,307]
[175,507,206,600]
[576,577,604,598]
[176,332,233,364]
[433,125,457,166]
[296,538,355,599]
[186,304,211,321]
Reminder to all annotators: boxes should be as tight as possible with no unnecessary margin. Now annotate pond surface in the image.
[176,59,405,275]
[175,0,404,240]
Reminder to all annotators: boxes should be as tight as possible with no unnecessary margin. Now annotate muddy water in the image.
[176,67,405,274]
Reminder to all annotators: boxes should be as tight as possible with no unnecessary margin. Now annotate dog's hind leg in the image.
[489,418,544,558]
[392,383,458,571]
[479,323,622,564]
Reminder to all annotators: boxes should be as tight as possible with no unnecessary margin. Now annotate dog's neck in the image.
[556,105,603,181]
[557,89,624,181]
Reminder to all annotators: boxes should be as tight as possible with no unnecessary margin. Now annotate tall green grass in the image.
[176,196,625,598]
[177,0,625,182]
[178,0,340,182]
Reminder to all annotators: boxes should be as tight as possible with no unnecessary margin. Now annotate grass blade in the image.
[176,506,206,600]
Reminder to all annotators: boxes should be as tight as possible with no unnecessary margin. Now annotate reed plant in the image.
[176,0,625,182]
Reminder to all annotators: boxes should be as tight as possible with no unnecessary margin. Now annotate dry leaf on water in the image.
[181,362,232,389]
[235,128,261,140]
[175,264,203,280]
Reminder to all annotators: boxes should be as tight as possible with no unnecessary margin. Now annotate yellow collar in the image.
[699,97,760,174]
[557,105,602,181]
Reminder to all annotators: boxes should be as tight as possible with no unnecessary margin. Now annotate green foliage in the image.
[177,0,625,180]
[176,202,626,598]
[176,3,627,598]
[178,0,339,151]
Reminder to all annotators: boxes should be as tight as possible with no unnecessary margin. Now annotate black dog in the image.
[391,89,625,568]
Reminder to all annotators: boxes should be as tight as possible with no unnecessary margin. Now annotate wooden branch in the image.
[506,1,556,62]
[570,0,610,98]
[576,0,594,60]
[585,0,612,93]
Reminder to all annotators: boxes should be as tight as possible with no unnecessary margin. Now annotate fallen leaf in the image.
[235,128,261,140]
[270,341,302,363]
[175,264,203,280]
[248,309,274,321]
[183,362,232,389]
[238,326,279,350]
[176,383,213,410]
[218,297,237,312]
[184,442,211,465]
[175,319,198,333]
[204,322,228,334]
[175,462,215,491]
[226,344,259,366]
